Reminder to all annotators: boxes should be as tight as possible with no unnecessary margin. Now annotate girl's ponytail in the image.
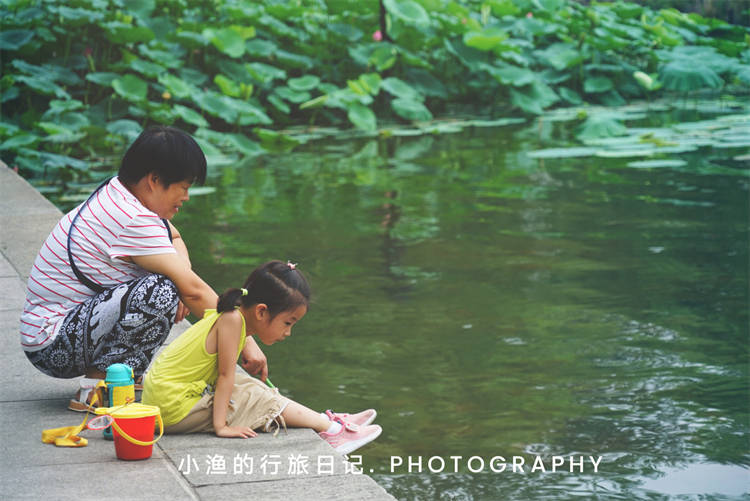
[217,288,246,313]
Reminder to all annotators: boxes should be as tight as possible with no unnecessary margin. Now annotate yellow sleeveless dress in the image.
[142,309,245,427]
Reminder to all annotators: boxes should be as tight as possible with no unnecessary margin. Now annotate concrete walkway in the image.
[0,164,394,500]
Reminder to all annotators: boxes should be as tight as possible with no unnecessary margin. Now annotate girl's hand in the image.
[241,337,269,381]
[215,425,257,439]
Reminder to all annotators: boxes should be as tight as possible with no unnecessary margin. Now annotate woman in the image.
[19,126,268,410]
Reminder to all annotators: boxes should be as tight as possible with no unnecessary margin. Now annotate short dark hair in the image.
[217,260,311,317]
[118,126,207,186]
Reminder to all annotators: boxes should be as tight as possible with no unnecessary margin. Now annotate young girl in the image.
[142,260,381,454]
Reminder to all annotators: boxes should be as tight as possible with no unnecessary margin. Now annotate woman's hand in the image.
[215,425,257,439]
[240,337,269,381]
[174,300,190,323]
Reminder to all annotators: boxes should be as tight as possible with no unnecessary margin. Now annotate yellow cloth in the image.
[142,309,246,427]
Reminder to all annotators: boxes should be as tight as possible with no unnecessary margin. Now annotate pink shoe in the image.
[325,409,377,426]
[320,418,382,455]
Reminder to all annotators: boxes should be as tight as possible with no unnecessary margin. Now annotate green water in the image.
[133,105,750,498]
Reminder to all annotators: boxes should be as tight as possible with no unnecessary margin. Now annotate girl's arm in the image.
[212,311,257,438]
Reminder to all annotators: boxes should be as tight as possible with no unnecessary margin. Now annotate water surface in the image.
[86,104,750,499]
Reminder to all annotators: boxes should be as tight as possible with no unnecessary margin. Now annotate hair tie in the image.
[287,261,297,271]
[240,288,248,296]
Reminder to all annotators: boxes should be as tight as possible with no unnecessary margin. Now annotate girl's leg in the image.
[280,401,331,432]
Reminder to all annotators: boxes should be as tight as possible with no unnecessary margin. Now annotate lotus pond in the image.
[51,101,750,499]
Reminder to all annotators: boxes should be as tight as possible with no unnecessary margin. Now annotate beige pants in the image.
[165,371,290,434]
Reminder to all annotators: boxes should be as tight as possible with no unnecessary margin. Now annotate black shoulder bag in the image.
[66,177,173,294]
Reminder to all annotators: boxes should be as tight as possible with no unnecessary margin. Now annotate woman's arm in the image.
[167,221,191,268]
[212,311,257,438]
[130,253,217,318]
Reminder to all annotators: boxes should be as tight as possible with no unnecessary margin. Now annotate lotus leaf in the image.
[195,91,237,122]
[268,94,291,114]
[527,147,599,159]
[173,104,209,128]
[226,133,264,156]
[2,87,19,103]
[369,46,398,72]
[214,75,241,97]
[482,62,536,87]
[328,23,363,42]
[466,118,526,128]
[34,151,89,170]
[510,80,559,115]
[130,59,165,78]
[347,103,377,132]
[112,74,148,102]
[463,27,509,52]
[234,100,272,126]
[187,187,217,196]
[299,95,327,110]
[660,60,723,91]
[444,38,485,71]
[0,29,34,51]
[174,31,207,49]
[382,77,423,101]
[275,50,315,70]
[0,134,40,150]
[241,38,274,58]
[384,0,430,27]
[559,87,583,105]
[584,76,614,94]
[103,21,154,44]
[535,43,584,71]
[275,87,311,104]
[247,63,287,84]
[595,148,656,158]
[576,115,627,140]
[44,99,84,117]
[16,75,70,99]
[253,128,301,153]
[486,0,520,16]
[205,27,247,58]
[158,74,193,99]
[532,0,565,11]
[288,76,321,92]
[405,69,447,98]
[712,141,750,149]
[107,119,143,141]
[599,90,626,107]
[627,158,688,168]
[392,98,433,122]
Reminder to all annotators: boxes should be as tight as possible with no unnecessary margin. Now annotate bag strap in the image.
[42,381,105,447]
[67,177,174,294]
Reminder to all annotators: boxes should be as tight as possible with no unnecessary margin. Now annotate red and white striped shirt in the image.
[20,177,176,352]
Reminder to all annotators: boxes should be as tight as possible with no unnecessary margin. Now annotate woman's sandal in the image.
[68,378,106,412]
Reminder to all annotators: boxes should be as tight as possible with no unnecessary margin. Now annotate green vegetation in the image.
[1,0,748,186]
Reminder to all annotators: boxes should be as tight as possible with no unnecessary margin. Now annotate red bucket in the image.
[97,403,163,460]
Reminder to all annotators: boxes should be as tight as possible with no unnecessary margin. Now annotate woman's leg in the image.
[83,274,178,377]
[26,274,178,378]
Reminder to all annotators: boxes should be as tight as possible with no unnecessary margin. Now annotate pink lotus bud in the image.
[526,12,533,18]
[373,30,383,41]
[83,47,93,57]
